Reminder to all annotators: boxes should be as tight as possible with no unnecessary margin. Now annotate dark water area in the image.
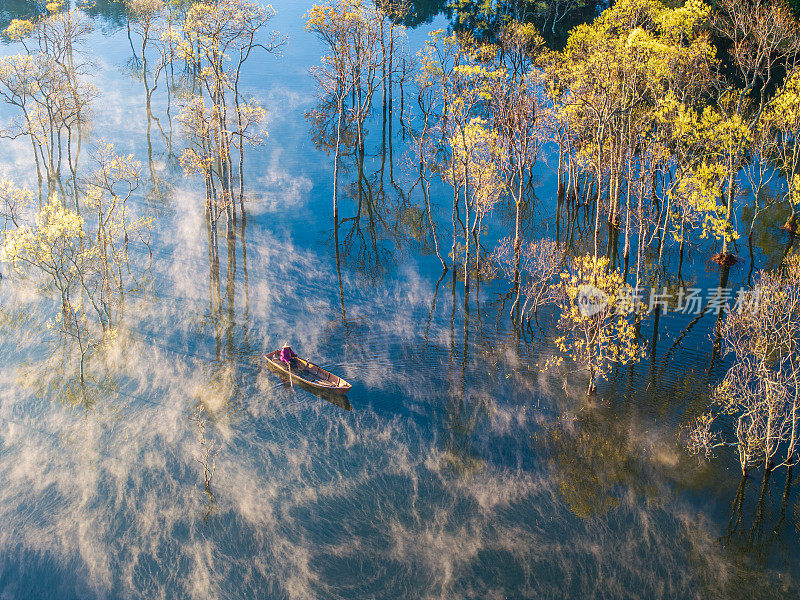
[0,2,798,599]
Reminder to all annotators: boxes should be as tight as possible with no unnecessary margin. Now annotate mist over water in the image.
[0,2,798,599]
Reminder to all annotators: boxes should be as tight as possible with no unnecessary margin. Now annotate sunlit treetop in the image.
[126,0,166,22]
[183,0,276,50]
[449,116,507,214]
[669,161,731,243]
[305,0,396,90]
[177,96,218,174]
[764,68,800,131]
[1,1,92,48]
[84,143,142,204]
[545,254,647,393]
[506,21,542,47]
[655,91,751,162]
[594,0,710,40]
[304,0,365,31]
[791,174,800,209]
[159,22,184,46]
[1,193,86,272]
[4,19,35,41]
[416,30,459,87]
[655,0,711,40]
[416,29,507,111]
[557,0,716,110]
[0,178,34,236]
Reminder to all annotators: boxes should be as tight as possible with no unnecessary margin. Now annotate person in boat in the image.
[279,343,297,366]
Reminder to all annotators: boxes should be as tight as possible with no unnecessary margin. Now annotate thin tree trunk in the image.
[332,99,343,227]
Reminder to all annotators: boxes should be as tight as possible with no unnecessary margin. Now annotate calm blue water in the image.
[0,2,798,598]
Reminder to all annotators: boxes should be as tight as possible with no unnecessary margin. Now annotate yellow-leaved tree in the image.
[762,69,800,215]
[1,146,151,387]
[449,116,507,276]
[0,1,95,194]
[659,98,751,262]
[2,192,89,320]
[547,255,646,394]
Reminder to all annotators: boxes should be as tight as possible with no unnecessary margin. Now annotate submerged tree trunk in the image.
[722,169,736,257]
[557,146,565,206]
[511,198,523,317]
[421,165,446,271]
[332,99,343,227]
[463,157,470,290]
[593,164,602,257]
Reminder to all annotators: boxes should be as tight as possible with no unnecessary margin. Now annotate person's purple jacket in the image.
[280,346,296,365]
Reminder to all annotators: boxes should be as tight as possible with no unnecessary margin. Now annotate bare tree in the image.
[492,236,562,322]
[712,0,800,259]
[689,256,800,474]
[0,5,95,200]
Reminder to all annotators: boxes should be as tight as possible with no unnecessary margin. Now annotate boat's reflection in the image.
[276,376,353,411]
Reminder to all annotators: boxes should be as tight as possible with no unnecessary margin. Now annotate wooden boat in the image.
[265,349,352,395]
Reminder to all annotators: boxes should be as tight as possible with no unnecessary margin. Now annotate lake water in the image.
[0,1,798,598]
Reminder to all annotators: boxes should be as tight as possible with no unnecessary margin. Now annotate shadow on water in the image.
[277,379,354,412]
